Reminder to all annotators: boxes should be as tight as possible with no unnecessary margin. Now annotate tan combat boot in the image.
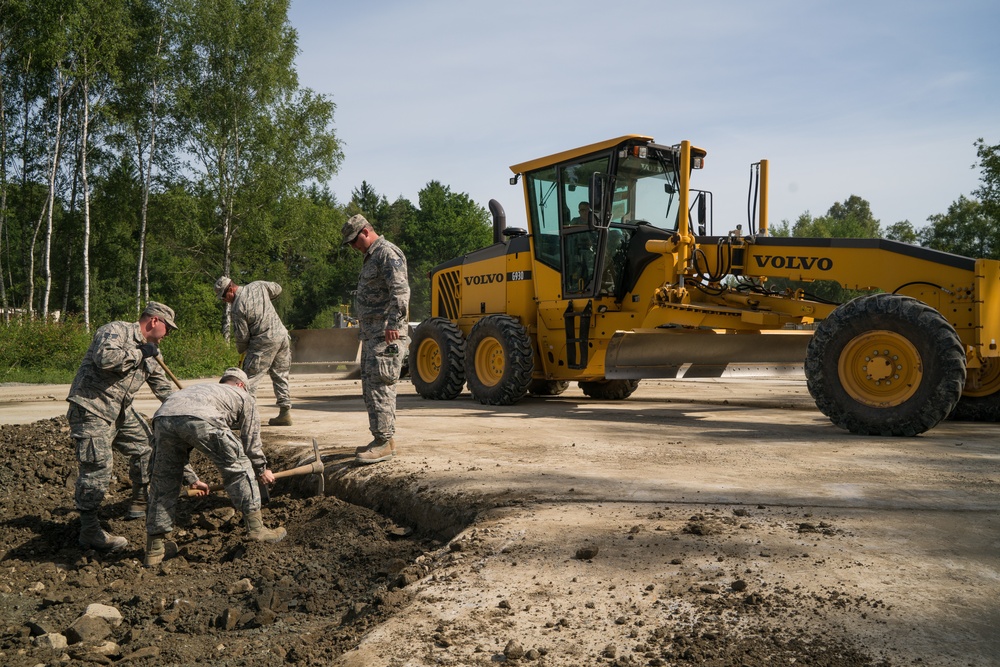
[126,484,148,520]
[245,510,287,542]
[268,407,292,426]
[354,438,378,455]
[143,533,178,568]
[79,511,128,551]
[355,438,396,465]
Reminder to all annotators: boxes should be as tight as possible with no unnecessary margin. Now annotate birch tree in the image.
[170,0,340,334]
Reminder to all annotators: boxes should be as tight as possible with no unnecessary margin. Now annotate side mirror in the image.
[697,193,707,236]
[588,172,611,230]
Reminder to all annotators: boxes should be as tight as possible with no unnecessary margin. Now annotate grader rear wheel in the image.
[950,357,1000,421]
[409,318,466,400]
[805,294,966,436]
[465,315,534,405]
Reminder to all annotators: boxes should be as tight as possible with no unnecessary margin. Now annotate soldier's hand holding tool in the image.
[139,342,159,358]
[189,480,211,497]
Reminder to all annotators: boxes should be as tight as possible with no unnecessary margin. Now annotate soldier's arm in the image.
[182,464,200,486]
[144,359,175,401]
[91,325,144,373]
[264,282,282,299]
[381,254,411,330]
[233,310,250,354]
[238,397,268,476]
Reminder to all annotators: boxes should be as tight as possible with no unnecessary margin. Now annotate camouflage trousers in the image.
[146,415,261,535]
[360,336,408,442]
[242,336,291,409]
[69,403,152,512]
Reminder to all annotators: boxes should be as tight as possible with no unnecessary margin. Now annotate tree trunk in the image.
[80,71,91,329]
[136,15,165,317]
[63,113,83,317]
[40,70,66,321]
[0,56,8,323]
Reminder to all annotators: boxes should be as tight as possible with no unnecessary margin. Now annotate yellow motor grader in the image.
[409,135,1000,436]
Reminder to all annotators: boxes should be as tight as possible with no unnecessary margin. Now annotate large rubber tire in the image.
[409,318,466,400]
[528,380,570,396]
[805,294,966,436]
[465,315,534,405]
[950,393,1000,421]
[950,357,1000,421]
[579,379,640,400]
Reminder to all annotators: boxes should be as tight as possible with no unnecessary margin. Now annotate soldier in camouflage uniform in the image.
[214,277,293,426]
[67,301,177,551]
[342,214,410,465]
[144,367,285,567]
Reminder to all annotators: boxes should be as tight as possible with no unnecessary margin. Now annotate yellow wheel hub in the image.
[963,356,1000,397]
[475,337,505,387]
[838,330,922,408]
[416,339,442,383]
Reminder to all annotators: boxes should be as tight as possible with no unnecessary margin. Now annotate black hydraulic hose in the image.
[747,163,759,236]
[892,281,951,295]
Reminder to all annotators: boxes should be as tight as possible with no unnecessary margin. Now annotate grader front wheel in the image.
[528,380,571,396]
[579,379,640,400]
[465,315,534,405]
[805,294,966,436]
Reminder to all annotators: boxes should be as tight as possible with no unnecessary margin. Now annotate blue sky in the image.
[287,0,999,233]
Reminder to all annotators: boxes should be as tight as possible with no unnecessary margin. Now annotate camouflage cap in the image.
[213,276,233,299]
[142,301,177,330]
[341,214,371,246]
[220,367,249,385]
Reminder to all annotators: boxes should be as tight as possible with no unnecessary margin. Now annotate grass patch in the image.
[0,318,239,385]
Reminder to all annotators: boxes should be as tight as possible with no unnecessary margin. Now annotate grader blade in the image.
[290,328,362,377]
[604,329,814,379]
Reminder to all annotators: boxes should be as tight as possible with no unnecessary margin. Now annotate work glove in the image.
[139,342,159,359]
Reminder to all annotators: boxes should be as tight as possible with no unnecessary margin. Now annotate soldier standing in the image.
[342,214,410,464]
[67,301,177,551]
[214,276,293,426]
[144,367,285,567]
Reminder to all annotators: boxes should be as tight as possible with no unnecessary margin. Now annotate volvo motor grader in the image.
[408,135,1000,436]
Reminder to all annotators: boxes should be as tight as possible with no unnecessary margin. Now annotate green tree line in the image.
[0,0,492,337]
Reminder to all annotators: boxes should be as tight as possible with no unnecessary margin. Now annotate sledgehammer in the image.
[183,438,325,497]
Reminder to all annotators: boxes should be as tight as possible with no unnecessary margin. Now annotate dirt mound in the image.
[0,417,436,666]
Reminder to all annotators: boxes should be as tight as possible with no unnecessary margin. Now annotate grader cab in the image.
[409,135,1000,436]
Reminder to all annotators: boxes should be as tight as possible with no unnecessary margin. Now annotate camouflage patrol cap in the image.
[142,301,177,330]
[213,276,233,299]
[220,367,249,385]
[341,214,371,245]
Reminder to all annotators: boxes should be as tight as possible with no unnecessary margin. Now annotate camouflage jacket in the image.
[67,321,173,422]
[356,237,410,340]
[231,281,288,354]
[153,382,267,475]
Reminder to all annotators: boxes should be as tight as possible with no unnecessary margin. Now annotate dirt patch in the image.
[0,417,437,666]
[0,416,911,666]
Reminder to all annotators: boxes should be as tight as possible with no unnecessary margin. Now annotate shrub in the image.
[0,318,239,384]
